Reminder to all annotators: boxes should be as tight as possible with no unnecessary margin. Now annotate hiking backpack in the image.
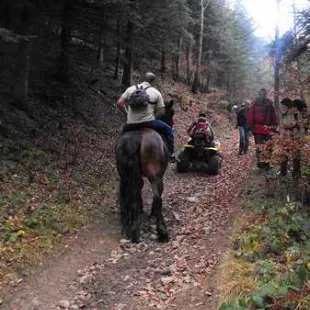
[127,85,152,109]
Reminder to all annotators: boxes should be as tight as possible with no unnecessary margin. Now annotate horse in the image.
[115,128,169,243]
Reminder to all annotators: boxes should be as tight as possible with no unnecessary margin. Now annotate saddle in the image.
[122,123,169,152]
[122,122,159,135]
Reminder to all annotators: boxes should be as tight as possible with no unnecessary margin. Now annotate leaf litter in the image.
[3,91,254,310]
[55,106,254,309]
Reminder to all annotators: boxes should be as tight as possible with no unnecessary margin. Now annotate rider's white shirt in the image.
[120,82,165,124]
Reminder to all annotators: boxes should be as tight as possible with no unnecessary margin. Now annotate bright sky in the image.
[240,0,309,40]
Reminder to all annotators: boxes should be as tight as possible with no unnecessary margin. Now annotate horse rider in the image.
[116,72,175,160]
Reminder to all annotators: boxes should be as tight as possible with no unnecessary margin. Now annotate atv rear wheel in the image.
[206,154,222,175]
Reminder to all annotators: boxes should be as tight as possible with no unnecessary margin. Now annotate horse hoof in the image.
[131,231,140,243]
[123,230,139,243]
[131,236,140,243]
[158,232,169,243]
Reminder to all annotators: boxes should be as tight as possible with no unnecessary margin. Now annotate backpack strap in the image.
[136,84,151,90]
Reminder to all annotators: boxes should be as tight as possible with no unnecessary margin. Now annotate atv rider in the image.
[116,72,175,159]
[187,111,215,147]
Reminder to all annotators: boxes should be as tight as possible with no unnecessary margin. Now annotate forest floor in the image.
[1,123,255,310]
[1,75,310,310]
[0,77,263,310]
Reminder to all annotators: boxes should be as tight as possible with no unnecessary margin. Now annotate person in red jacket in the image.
[247,88,279,168]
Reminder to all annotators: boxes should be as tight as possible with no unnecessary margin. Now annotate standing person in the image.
[227,102,238,128]
[157,100,175,128]
[116,72,175,159]
[293,99,309,136]
[247,88,279,168]
[227,102,233,124]
[236,102,249,155]
[279,98,301,177]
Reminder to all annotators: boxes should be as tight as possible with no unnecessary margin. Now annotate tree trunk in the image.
[292,0,305,99]
[274,0,281,114]
[173,36,182,80]
[206,72,210,93]
[114,2,122,79]
[204,48,211,92]
[122,19,134,88]
[192,0,205,93]
[12,40,32,110]
[58,0,74,83]
[98,7,106,66]
[201,71,205,90]
[161,47,166,73]
[98,35,104,65]
[114,36,121,80]
[186,40,193,85]
[192,71,199,93]
[226,65,231,94]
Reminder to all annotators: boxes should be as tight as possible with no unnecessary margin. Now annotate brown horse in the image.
[115,128,169,243]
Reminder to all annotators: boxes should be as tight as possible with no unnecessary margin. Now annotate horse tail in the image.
[116,133,143,242]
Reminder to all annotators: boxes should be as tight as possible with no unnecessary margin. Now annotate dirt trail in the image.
[2,131,253,310]
[1,216,121,310]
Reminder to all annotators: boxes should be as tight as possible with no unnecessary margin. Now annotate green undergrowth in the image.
[219,180,310,310]
[0,145,117,289]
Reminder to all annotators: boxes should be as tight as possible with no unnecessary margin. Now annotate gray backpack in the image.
[127,85,152,109]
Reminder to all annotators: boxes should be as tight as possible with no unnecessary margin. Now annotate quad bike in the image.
[176,130,223,174]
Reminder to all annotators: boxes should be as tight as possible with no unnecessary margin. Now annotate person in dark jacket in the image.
[236,102,249,155]
[247,88,279,168]
[157,100,175,128]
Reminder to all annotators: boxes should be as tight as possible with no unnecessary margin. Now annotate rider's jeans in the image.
[150,120,174,154]
[239,126,249,154]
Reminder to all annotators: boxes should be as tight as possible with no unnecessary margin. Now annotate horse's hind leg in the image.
[131,177,144,242]
[119,179,131,238]
[150,178,169,242]
[138,178,144,214]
